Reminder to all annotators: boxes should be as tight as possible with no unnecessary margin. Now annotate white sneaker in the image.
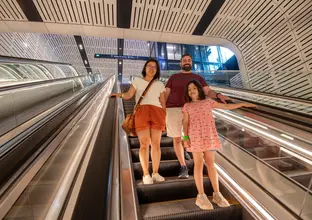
[212,192,230,207]
[142,175,153,184]
[152,173,165,182]
[195,194,213,210]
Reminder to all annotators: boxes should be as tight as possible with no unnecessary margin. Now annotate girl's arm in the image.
[110,84,136,100]
[183,111,189,136]
[159,91,166,110]
[213,102,257,110]
[182,111,190,147]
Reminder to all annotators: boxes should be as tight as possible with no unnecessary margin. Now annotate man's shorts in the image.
[135,105,166,132]
[166,107,183,137]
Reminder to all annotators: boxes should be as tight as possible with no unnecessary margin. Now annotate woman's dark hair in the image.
[184,80,206,102]
[142,58,161,80]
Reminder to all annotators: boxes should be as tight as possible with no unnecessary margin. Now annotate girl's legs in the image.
[137,129,151,177]
[150,128,162,174]
[193,151,213,210]
[203,151,219,192]
[192,152,205,194]
[203,151,230,207]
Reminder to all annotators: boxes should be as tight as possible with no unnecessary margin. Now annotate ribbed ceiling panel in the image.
[0,0,27,21]
[203,0,312,99]
[32,0,117,26]
[131,0,210,34]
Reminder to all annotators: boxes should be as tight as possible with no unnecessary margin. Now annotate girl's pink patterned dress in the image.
[182,99,222,152]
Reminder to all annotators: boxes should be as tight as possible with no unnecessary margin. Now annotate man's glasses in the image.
[147,64,157,70]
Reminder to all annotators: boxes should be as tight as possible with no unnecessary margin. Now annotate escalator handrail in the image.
[116,82,139,220]
[0,73,107,92]
[0,55,72,66]
[210,85,312,105]
[44,76,116,219]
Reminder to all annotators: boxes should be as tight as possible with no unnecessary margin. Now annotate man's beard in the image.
[182,64,192,71]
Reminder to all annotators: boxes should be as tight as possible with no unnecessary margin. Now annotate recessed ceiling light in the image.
[79,44,83,50]
[84,60,88,64]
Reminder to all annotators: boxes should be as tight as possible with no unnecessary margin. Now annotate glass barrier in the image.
[213,110,312,219]
[160,70,312,99]
[0,62,80,86]
[0,73,109,140]
[157,71,312,116]
[299,175,312,219]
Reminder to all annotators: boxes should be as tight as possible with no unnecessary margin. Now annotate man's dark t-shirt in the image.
[165,73,208,108]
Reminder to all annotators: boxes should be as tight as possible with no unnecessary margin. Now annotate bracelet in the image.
[182,135,189,141]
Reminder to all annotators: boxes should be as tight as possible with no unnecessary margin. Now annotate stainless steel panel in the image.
[0,91,16,135]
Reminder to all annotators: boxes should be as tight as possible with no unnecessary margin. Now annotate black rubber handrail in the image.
[213,85,312,105]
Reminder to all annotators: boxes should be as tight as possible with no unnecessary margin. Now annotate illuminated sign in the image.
[94,54,149,60]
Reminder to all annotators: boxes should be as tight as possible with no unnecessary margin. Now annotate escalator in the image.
[0,75,115,220]
[121,84,243,220]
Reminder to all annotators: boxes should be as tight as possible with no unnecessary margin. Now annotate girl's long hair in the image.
[184,80,206,102]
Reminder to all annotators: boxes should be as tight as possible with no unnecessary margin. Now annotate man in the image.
[165,54,231,178]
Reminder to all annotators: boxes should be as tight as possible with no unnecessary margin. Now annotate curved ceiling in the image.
[0,0,312,99]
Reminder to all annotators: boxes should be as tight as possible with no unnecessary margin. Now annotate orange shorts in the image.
[135,105,166,132]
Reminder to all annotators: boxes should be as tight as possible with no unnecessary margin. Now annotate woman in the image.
[111,58,166,184]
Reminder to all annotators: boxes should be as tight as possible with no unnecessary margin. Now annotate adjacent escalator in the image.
[214,118,312,191]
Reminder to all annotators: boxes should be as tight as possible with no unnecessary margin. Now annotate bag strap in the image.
[134,79,154,111]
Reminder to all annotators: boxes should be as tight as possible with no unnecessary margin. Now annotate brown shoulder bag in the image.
[122,79,154,136]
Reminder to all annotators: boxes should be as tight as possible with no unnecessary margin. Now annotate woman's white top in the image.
[131,77,165,108]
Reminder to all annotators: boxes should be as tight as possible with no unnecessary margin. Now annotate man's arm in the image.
[202,86,231,104]
[165,87,171,102]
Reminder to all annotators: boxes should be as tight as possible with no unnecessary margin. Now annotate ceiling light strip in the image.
[74,35,92,74]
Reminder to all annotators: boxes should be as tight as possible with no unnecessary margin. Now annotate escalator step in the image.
[131,147,177,162]
[130,136,173,148]
[140,198,242,220]
[133,160,194,180]
[136,177,212,204]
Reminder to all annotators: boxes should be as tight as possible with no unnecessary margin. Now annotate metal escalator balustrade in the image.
[0,73,108,140]
[210,86,312,117]
[212,110,312,219]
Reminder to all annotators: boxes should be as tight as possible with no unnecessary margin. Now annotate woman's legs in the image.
[150,128,162,174]
[203,151,219,192]
[137,129,151,176]
[192,152,204,195]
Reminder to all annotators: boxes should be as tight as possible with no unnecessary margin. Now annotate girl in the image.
[110,58,166,184]
[182,80,257,210]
